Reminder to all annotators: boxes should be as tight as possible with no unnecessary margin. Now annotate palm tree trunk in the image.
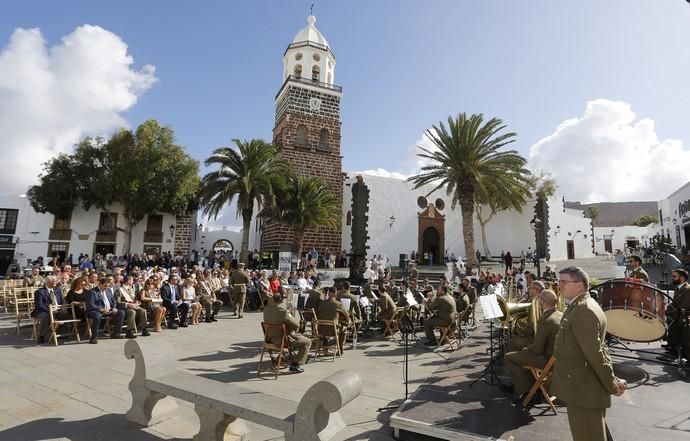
[294,229,305,270]
[461,198,477,266]
[240,209,252,264]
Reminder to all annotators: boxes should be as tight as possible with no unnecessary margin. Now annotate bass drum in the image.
[596,279,668,342]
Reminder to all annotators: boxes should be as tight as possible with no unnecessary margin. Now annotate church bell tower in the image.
[260,15,343,255]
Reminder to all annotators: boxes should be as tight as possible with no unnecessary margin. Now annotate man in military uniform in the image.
[304,279,323,313]
[502,289,563,402]
[318,287,350,352]
[25,267,45,288]
[337,281,362,330]
[506,281,545,352]
[407,262,419,281]
[264,293,311,373]
[423,285,457,345]
[231,263,250,318]
[662,269,690,356]
[627,255,649,282]
[378,285,398,322]
[552,267,627,441]
[542,265,557,282]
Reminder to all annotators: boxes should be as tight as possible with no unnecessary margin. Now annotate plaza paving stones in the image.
[0,310,448,441]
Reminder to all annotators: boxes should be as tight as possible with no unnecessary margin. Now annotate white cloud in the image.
[0,25,157,195]
[354,168,409,180]
[530,99,690,203]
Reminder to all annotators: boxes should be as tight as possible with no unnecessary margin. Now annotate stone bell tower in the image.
[260,15,343,255]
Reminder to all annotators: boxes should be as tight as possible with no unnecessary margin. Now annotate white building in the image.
[0,195,195,274]
[592,225,654,255]
[656,181,690,249]
[338,174,594,264]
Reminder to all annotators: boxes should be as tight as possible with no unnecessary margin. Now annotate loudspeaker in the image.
[399,253,408,268]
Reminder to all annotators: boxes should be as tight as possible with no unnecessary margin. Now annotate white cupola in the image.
[282,15,336,86]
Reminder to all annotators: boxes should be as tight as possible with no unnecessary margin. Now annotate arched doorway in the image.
[417,199,446,265]
[212,239,234,253]
[422,227,440,264]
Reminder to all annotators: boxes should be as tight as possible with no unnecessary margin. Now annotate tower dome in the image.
[292,15,330,48]
[282,15,336,85]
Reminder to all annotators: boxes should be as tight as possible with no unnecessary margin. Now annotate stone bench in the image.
[124,338,362,441]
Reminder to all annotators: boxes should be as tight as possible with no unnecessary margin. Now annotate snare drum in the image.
[596,279,667,342]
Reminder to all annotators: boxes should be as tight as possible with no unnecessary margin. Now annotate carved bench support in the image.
[193,403,250,441]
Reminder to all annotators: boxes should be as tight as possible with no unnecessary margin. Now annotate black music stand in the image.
[471,294,504,387]
[377,310,414,411]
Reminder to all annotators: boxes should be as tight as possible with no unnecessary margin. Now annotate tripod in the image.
[378,314,413,411]
[470,319,502,386]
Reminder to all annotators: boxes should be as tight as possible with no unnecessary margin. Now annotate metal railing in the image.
[275,75,342,100]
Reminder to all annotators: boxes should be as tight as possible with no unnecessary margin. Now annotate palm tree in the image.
[266,175,340,267]
[409,113,532,265]
[198,139,289,264]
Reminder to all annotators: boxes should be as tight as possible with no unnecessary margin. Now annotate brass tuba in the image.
[496,295,536,335]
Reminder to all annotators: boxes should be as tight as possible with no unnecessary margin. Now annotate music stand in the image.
[471,294,504,387]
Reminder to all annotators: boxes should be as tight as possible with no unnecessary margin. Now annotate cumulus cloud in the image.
[530,99,690,203]
[0,25,157,195]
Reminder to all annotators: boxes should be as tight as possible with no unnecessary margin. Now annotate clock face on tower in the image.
[309,97,322,111]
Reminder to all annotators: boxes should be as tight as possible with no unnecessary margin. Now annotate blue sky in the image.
[2,1,690,223]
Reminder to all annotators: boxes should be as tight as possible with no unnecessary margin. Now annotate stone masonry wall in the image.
[174,215,193,257]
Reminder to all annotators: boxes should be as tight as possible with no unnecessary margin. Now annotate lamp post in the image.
[169,224,176,237]
[529,215,542,278]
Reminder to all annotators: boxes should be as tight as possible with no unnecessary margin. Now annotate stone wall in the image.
[261,84,343,255]
[174,215,193,257]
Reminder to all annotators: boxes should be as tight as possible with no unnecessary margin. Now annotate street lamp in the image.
[169,224,176,237]
[389,216,396,228]
[529,216,542,278]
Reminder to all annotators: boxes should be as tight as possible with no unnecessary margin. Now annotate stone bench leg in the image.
[124,339,179,426]
[193,404,249,441]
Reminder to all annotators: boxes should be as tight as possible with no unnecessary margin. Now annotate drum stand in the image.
[607,335,678,367]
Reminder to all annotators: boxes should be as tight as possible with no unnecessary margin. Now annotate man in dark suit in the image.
[32,276,68,344]
[503,289,563,402]
[663,269,690,356]
[85,277,125,344]
[161,273,189,328]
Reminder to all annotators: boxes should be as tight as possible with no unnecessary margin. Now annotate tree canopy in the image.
[409,113,532,264]
[632,214,659,227]
[198,139,289,263]
[28,119,200,253]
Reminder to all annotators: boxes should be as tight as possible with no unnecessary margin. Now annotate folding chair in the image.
[11,287,34,336]
[522,355,558,414]
[382,308,404,339]
[315,319,340,362]
[257,322,291,379]
[47,304,82,346]
[437,313,461,350]
[298,307,318,342]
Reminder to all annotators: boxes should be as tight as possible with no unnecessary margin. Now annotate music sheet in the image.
[340,298,351,311]
[405,290,418,306]
[480,294,504,320]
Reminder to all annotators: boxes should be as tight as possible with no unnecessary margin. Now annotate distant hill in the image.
[564,201,658,227]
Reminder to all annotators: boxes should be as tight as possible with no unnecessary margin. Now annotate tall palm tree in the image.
[266,175,340,267]
[409,113,532,265]
[199,139,289,264]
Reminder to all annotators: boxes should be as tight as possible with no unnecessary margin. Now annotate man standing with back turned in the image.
[552,267,628,441]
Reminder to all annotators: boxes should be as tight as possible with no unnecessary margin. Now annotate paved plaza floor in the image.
[0,308,452,441]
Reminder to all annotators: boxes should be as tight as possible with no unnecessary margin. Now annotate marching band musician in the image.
[662,269,690,358]
[627,255,650,282]
[319,286,351,353]
[423,285,457,346]
[552,267,628,441]
[502,289,562,403]
[506,281,545,352]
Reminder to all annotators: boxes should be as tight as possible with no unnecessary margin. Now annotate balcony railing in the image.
[96,229,117,242]
[275,75,342,100]
[48,229,72,241]
[284,41,333,56]
[143,231,163,243]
